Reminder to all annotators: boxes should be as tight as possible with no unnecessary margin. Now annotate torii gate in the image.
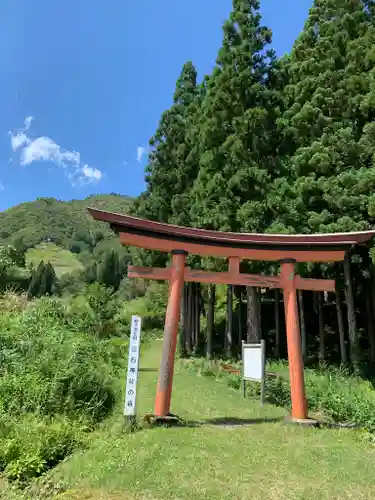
[88,208,375,424]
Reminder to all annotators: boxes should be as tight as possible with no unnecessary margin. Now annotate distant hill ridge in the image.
[0,194,133,256]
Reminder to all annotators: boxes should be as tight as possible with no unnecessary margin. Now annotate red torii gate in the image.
[88,208,375,424]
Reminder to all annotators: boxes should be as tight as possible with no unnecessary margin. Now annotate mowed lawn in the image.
[44,341,375,500]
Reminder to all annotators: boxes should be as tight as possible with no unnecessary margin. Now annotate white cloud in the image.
[11,115,33,151]
[81,164,102,181]
[11,131,28,151]
[24,116,33,129]
[20,136,80,167]
[136,145,148,163]
[9,117,103,186]
[68,164,103,187]
[0,181,4,191]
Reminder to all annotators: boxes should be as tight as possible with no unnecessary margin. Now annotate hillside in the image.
[0,194,133,256]
[26,243,84,278]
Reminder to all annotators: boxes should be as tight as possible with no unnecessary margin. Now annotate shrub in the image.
[64,282,120,338]
[179,357,375,432]
[0,413,85,482]
[116,282,168,333]
[0,297,119,422]
[0,284,137,484]
[0,294,127,483]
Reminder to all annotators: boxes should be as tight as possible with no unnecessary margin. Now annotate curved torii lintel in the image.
[87,207,375,262]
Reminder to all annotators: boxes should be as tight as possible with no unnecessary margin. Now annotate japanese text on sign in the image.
[124,315,142,416]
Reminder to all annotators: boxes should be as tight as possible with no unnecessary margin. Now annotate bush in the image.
[64,283,120,338]
[0,293,127,483]
[116,281,168,333]
[179,357,375,432]
[0,297,119,423]
[0,414,85,482]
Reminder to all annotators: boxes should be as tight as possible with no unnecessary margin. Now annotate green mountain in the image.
[0,194,133,259]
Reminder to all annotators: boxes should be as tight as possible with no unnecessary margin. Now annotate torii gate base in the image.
[87,208,375,427]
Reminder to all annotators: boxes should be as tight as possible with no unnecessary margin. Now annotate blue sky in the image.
[0,0,312,211]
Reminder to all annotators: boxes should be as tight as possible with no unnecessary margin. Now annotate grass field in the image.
[21,340,372,500]
[26,243,83,278]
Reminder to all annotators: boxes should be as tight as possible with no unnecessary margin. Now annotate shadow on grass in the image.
[143,415,284,429]
[139,368,158,372]
[201,416,284,427]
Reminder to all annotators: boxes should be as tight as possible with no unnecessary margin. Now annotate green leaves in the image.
[138,61,199,228]
[134,0,375,272]
[189,0,278,235]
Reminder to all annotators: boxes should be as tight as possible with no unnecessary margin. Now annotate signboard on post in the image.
[242,340,266,406]
[124,315,142,419]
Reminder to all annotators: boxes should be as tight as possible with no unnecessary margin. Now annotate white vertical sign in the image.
[124,315,142,416]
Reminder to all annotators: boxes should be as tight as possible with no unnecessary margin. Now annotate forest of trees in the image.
[133,0,375,374]
[0,194,135,296]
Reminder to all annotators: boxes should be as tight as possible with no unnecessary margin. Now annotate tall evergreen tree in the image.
[136,61,199,225]
[27,261,45,299]
[272,0,375,367]
[39,262,57,296]
[97,250,125,291]
[27,261,56,298]
[190,0,278,233]
[273,0,375,234]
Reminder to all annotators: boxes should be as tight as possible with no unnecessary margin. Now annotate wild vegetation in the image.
[0,287,130,483]
[2,0,375,498]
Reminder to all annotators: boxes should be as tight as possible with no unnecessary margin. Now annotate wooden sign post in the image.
[124,315,142,422]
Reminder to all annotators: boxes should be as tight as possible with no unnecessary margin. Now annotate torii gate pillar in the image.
[154,250,187,418]
[280,260,307,420]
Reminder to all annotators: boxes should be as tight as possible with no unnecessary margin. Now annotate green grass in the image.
[17,339,374,500]
[26,243,83,277]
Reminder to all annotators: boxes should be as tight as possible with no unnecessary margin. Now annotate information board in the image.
[242,340,266,405]
[124,315,142,417]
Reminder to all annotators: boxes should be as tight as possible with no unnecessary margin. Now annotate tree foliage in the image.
[136,0,375,250]
[27,261,57,299]
[0,194,132,255]
[132,0,375,370]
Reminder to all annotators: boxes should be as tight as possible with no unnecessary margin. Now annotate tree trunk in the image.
[199,284,206,318]
[366,283,375,367]
[344,254,360,371]
[179,283,187,357]
[186,283,193,355]
[298,290,307,361]
[191,283,196,353]
[370,277,375,368]
[257,288,262,340]
[237,286,243,356]
[246,286,260,343]
[335,285,347,365]
[274,288,280,358]
[317,291,325,362]
[191,283,196,352]
[206,284,215,360]
[194,283,200,353]
[226,285,233,358]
